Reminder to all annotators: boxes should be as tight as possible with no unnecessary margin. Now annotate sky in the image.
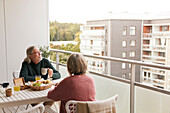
[49,0,170,24]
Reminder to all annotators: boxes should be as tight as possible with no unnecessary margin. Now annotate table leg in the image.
[2,108,5,113]
[15,106,19,113]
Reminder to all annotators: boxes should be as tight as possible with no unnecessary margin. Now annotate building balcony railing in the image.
[50,49,170,113]
[153,32,170,37]
[153,46,166,52]
[81,30,106,36]
[80,45,105,51]
[143,45,152,50]
[143,33,152,38]
[80,35,105,40]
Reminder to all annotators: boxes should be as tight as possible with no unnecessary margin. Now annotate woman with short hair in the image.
[47,53,96,113]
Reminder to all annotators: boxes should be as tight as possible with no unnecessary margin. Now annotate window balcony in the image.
[142,45,152,50]
[81,30,106,36]
[80,35,105,40]
[80,45,105,51]
[50,49,170,113]
[153,32,170,38]
[153,46,166,52]
[143,33,152,38]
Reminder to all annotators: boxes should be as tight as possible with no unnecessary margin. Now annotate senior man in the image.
[20,46,61,82]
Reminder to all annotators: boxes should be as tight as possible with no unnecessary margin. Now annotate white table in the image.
[0,79,61,112]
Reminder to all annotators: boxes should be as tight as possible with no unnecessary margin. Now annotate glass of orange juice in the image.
[13,85,20,92]
[35,75,41,81]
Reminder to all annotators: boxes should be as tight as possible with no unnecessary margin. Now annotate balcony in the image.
[153,46,166,52]
[81,30,106,36]
[153,32,170,38]
[80,34,105,40]
[143,33,152,38]
[142,45,152,50]
[80,45,105,51]
[50,49,170,113]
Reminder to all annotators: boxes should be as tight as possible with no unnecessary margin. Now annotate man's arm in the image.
[46,59,61,80]
[19,62,35,82]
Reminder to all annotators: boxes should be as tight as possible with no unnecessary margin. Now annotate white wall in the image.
[0,0,7,82]
[0,0,49,83]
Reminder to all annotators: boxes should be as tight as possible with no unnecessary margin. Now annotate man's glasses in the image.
[31,51,41,55]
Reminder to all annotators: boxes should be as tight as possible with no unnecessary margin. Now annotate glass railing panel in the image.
[59,65,69,78]
[85,73,130,113]
[135,86,170,113]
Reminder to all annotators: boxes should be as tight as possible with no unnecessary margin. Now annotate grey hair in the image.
[24,46,35,63]
[67,53,87,76]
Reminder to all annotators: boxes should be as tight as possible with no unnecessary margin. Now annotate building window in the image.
[129,73,131,79]
[122,63,126,69]
[122,41,127,47]
[123,26,127,35]
[102,51,104,56]
[91,40,93,45]
[129,51,135,57]
[143,40,150,44]
[130,40,136,46]
[159,52,165,57]
[129,64,131,68]
[130,26,136,35]
[92,61,96,66]
[162,26,169,31]
[122,73,126,79]
[122,52,127,58]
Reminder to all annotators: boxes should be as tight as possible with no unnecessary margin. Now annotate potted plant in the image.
[39,46,51,58]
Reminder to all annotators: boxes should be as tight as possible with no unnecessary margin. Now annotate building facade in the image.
[80,18,170,89]
[80,19,142,82]
[142,19,170,90]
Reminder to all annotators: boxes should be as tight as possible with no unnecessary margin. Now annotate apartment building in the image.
[80,24,107,74]
[142,19,170,90]
[80,19,142,82]
[80,17,170,89]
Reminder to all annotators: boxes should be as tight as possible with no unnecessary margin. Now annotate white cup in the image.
[41,68,48,75]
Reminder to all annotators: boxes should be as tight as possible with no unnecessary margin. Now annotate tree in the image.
[49,21,82,41]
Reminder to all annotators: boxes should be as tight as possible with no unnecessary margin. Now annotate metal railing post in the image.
[56,52,59,71]
[130,63,135,113]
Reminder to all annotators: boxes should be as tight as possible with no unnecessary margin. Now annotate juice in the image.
[14,86,20,91]
[35,77,41,81]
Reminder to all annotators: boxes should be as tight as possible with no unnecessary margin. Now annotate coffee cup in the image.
[41,68,48,75]
[6,88,12,97]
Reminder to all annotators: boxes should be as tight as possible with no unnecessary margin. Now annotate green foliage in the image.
[49,21,82,64]
[50,42,80,64]
[39,46,51,58]
[50,21,82,41]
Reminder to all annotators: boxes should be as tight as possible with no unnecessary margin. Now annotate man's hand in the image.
[48,68,53,78]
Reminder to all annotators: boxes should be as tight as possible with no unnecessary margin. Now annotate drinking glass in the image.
[13,85,20,93]
[35,75,41,81]
[6,88,12,97]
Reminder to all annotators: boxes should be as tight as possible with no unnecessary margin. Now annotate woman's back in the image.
[47,75,96,113]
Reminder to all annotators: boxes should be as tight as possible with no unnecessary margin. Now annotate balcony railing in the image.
[143,33,152,38]
[81,30,106,36]
[50,49,170,113]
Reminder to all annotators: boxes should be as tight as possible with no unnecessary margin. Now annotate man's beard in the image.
[36,56,42,63]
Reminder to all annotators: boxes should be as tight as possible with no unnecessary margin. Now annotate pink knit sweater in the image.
[47,75,96,113]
